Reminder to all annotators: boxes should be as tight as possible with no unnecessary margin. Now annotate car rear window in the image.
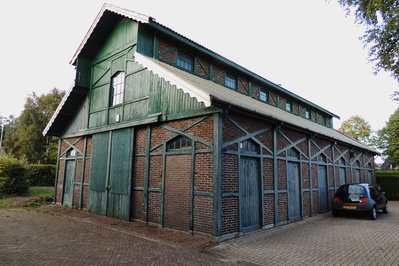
[337,185,366,196]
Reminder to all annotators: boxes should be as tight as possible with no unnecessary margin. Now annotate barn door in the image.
[287,162,301,221]
[339,167,346,186]
[107,128,133,220]
[63,159,75,207]
[89,129,133,220]
[318,165,328,213]
[89,132,109,216]
[240,157,261,232]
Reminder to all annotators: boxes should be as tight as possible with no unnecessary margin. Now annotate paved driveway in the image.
[0,206,232,265]
[210,201,399,265]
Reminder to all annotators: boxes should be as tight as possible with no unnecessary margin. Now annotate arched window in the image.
[66,148,76,157]
[110,71,125,106]
[287,147,300,159]
[318,154,327,163]
[339,157,346,166]
[239,139,260,153]
[355,160,361,168]
[167,136,192,151]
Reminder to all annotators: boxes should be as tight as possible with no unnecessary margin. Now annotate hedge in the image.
[26,164,56,186]
[376,171,399,200]
[0,156,29,196]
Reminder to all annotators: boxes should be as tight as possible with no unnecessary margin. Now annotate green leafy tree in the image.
[3,88,65,164]
[338,0,399,82]
[338,115,372,144]
[377,108,399,166]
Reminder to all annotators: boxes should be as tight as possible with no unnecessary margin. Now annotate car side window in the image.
[369,187,377,200]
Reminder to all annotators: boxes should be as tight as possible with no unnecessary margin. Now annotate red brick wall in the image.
[194,196,213,234]
[132,116,214,234]
[222,197,239,234]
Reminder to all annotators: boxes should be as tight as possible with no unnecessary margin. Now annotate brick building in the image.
[44,4,377,241]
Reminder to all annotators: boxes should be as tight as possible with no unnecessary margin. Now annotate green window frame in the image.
[110,71,125,106]
[176,51,194,72]
[225,73,237,90]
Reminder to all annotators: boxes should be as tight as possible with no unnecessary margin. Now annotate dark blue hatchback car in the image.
[331,183,388,220]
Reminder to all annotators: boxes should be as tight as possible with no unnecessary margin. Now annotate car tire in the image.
[332,210,339,217]
[383,203,388,214]
[369,206,377,220]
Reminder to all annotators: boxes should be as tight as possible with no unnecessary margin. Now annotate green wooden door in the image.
[107,128,133,220]
[89,132,109,216]
[63,160,75,207]
[318,165,328,213]
[88,129,133,220]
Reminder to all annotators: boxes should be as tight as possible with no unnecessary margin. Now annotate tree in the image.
[3,88,65,164]
[377,108,399,166]
[338,0,399,82]
[338,115,372,144]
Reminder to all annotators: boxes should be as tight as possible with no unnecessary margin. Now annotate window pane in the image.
[285,100,292,112]
[176,52,193,72]
[225,74,236,89]
[260,90,268,102]
[305,109,310,119]
[111,72,125,106]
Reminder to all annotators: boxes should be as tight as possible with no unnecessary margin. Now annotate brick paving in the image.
[210,201,399,265]
[0,205,236,265]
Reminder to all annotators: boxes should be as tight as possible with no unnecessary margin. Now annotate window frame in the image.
[285,100,292,112]
[176,51,194,72]
[305,108,311,120]
[167,136,192,151]
[225,73,237,90]
[110,71,125,107]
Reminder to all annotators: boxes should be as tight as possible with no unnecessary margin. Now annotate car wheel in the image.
[369,206,377,220]
[332,210,339,217]
[383,203,388,214]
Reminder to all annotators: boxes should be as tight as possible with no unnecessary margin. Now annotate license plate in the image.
[343,205,357,210]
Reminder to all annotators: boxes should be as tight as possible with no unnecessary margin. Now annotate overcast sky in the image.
[1,0,398,132]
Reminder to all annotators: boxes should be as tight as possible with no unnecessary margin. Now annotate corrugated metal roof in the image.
[69,4,338,119]
[134,53,378,154]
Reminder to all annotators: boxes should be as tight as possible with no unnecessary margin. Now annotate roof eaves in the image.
[148,20,340,119]
[43,83,75,136]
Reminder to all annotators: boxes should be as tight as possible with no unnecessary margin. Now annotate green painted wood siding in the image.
[61,18,207,138]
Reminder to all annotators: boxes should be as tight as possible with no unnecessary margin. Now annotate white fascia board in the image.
[134,53,211,107]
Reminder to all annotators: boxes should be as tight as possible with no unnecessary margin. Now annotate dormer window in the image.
[285,100,292,112]
[225,73,237,90]
[176,51,193,72]
[260,90,269,103]
[111,71,125,106]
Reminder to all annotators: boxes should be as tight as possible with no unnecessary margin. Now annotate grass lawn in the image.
[0,186,54,209]
[27,186,54,198]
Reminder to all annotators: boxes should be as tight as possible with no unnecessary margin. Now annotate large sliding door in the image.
[287,162,301,221]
